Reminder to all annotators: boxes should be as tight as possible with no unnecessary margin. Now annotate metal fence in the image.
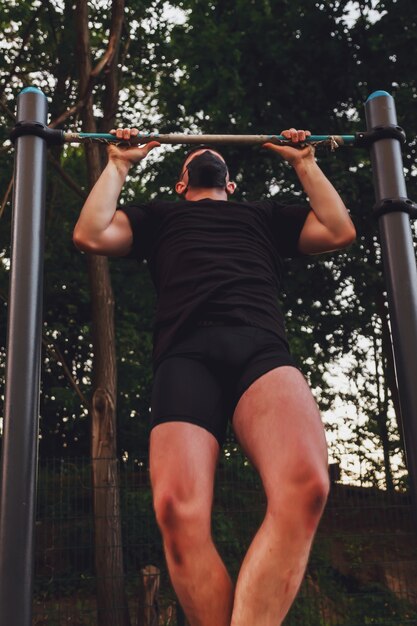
[32,447,417,626]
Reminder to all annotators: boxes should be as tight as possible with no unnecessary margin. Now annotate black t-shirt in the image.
[119,198,311,366]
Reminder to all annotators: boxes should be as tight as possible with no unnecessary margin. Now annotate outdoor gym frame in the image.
[1,87,417,625]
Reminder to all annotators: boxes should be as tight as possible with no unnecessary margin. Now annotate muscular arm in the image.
[293,157,356,254]
[73,130,160,256]
[73,159,134,256]
[264,129,356,255]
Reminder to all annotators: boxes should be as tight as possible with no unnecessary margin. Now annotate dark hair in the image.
[179,145,227,177]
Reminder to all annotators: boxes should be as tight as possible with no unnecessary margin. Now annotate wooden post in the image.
[137,565,160,626]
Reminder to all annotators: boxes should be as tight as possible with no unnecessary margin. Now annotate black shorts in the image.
[150,325,298,448]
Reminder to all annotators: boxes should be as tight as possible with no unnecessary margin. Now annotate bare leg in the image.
[150,422,234,626]
[230,366,330,626]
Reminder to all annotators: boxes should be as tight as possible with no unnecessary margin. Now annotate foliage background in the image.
[1,1,417,624]
[1,0,416,486]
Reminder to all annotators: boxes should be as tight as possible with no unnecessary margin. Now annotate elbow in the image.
[72,226,86,251]
[330,214,356,249]
[339,224,357,248]
[73,227,97,253]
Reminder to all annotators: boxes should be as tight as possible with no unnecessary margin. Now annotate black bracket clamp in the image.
[355,125,406,148]
[10,121,65,146]
[373,197,417,219]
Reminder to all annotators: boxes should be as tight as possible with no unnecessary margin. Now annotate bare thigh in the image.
[150,422,220,533]
[232,366,328,500]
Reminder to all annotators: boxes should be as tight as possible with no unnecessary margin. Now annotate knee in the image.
[304,469,330,525]
[269,460,330,531]
[153,491,210,565]
[154,491,187,531]
[297,462,330,531]
[153,489,209,538]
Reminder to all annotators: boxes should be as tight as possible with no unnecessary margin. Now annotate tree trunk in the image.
[376,411,395,491]
[371,323,395,491]
[91,389,130,626]
[75,1,130,625]
[376,288,406,456]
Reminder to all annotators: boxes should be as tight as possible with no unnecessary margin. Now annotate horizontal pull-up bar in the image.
[10,123,352,148]
[64,132,353,148]
[10,121,407,150]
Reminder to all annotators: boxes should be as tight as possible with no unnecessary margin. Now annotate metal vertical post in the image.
[0,87,48,625]
[365,90,417,500]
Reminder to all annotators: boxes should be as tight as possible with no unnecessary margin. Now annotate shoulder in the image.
[118,198,176,218]
[263,198,311,221]
[121,198,176,210]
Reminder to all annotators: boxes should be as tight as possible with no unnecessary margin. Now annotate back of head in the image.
[179,145,226,174]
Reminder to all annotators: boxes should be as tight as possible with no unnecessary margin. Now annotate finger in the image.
[143,140,161,153]
[262,142,281,152]
[304,144,315,156]
[114,128,139,139]
[290,128,299,142]
[282,129,311,143]
[262,141,308,155]
[279,128,297,141]
[296,130,311,142]
[281,129,304,142]
[114,127,130,140]
[263,140,299,152]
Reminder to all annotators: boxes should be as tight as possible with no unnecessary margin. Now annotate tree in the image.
[0,1,167,623]
[1,0,417,604]
[1,1,417,623]
[75,1,131,623]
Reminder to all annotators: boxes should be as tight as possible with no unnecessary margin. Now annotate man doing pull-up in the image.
[73,127,356,626]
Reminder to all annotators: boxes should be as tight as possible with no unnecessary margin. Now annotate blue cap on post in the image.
[366,90,392,102]
[20,86,45,96]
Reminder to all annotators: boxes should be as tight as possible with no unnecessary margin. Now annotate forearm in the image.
[293,158,353,237]
[74,159,130,240]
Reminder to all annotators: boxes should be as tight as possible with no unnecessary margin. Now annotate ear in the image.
[226,181,237,195]
[175,181,187,196]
